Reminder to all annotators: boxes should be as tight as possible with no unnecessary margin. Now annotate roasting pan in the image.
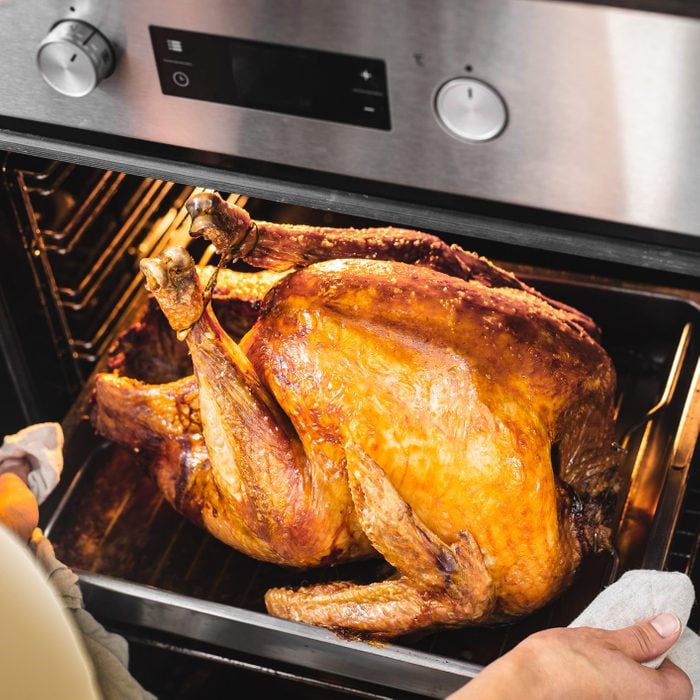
[41,272,699,698]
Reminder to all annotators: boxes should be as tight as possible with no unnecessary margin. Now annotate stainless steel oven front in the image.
[0,0,699,274]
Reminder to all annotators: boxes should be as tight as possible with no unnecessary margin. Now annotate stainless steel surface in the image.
[620,322,692,443]
[435,79,508,142]
[614,320,699,570]
[37,20,114,97]
[1,1,700,241]
[1,2,697,687]
[78,573,480,699]
[125,635,403,700]
[643,425,697,571]
[671,360,700,471]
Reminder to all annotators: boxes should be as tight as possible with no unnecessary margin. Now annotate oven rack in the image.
[4,154,195,381]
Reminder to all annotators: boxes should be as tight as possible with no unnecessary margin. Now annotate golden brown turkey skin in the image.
[92,203,620,637]
[186,191,599,339]
[115,243,619,638]
[92,373,292,562]
[245,258,615,617]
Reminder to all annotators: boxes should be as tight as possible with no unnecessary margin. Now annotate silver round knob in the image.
[37,20,115,97]
[435,78,508,142]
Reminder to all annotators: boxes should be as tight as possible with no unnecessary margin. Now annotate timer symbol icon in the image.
[172,71,190,88]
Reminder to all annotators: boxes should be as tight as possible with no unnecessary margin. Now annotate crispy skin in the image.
[92,206,620,636]
[187,191,598,338]
[93,373,290,562]
[248,259,615,616]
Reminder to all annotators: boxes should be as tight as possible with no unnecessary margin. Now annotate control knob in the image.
[435,78,508,142]
[37,20,115,97]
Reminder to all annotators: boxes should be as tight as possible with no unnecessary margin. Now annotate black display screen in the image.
[150,26,390,130]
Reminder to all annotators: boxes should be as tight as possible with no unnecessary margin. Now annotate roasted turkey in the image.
[93,193,619,638]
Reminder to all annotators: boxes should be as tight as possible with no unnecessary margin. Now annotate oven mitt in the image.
[30,530,158,700]
[569,569,699,697]
[0,423,63,504]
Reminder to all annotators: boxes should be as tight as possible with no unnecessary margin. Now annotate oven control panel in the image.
[150,26,390,131]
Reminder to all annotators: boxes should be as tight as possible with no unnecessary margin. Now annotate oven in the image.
[0,2,698,698]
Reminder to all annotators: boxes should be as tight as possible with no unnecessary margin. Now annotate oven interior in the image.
[1,153,698,698]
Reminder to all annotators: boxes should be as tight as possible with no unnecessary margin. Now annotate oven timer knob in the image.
[435,78,508,142]
[37,20,115,97]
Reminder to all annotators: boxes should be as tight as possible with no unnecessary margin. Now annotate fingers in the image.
[603,613,682,663]
[655,659,694,700]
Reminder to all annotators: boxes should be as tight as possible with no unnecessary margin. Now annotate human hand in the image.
[448,613,692,700]
[0,461,39,542]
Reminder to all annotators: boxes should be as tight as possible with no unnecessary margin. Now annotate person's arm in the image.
[0,462,39,541]
[449,613,692,699]
[0,442,157,699]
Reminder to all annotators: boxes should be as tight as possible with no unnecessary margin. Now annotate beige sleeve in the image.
[0,524,100,700]
[31,530,157,700]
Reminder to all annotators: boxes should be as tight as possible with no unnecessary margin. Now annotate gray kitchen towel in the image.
[569,570,699,697]
[33,531,158,700]
[0,422,63,503]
